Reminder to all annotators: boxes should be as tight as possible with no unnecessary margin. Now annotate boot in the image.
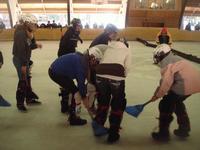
[17,105,27,112]
[68,95,87,125]
[27,91,39,100]
[91,120,108,136]
[16,90,27,112]
[59,89,70,113]
[107,109,123,143]
[68,115,87,126]
[26,99,41,105]
[27,76,39,99]
[174,107,191,138]
[151,129,170,142]
[107,126,120,143]
[174,129,189,138]
[0,95,11,107]
[174,115,190,138]
[151,114,173,142]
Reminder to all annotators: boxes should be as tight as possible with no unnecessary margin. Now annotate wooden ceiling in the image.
[0,0,123,13]
[185,0,200,16]
[17,0,122,4]
[186,0,200,7]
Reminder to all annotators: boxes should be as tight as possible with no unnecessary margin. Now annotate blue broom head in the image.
[125,104,144,118]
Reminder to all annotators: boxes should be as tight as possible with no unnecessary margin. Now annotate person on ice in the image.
[150,44,200,141]
[91,39,132,143]
[48,49,102,126]
[156,27,172,46]
[90,23,118,48]
[57,18,83,114]
[88,24,119,112]
[12,14,42,112]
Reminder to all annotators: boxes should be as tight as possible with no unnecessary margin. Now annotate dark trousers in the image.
[95,76,126,132]
[48,68,78,115]
[159,91,191,131]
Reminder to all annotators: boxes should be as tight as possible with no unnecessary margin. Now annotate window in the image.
[135,0,175,10]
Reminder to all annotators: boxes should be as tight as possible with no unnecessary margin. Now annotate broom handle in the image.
[143,100,153,107]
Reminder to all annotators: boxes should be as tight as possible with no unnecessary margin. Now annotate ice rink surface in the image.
[0,41,200,150]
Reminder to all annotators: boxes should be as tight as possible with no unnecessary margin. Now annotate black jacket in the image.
[12,25,37,65]
[57,27,82,57]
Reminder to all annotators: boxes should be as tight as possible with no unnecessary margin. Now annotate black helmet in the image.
[104,24,118,33]
[71,18,81,28]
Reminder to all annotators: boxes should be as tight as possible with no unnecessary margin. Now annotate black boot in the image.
[151,130,170,142]
[59,89,70,113]
[68,96,87,125]
[27,91,39,100]
[17,105,27,112]
[27,76,39,99]
[107,126,120,143]
[174,129,189,138]
[174,105,191,138]
[26,99,41,105]
[174,115,190,138]
[69,115,87,126]
[107,109,123,143]
[151,114,173,142]
[16,90,27,112]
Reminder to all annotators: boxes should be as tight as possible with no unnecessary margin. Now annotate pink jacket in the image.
[155,53,200,98]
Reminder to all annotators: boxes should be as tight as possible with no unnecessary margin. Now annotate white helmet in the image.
[18,14,38,24]
[89,47,103,61]
[153,44,171,64]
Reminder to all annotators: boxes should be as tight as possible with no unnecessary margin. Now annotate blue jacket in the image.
[50,52,88,97]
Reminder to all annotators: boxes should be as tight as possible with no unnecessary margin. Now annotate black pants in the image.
[159,91,191,131]
[95,76,126,132]
[48,68,79,114]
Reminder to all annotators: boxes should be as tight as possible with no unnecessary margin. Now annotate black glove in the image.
[80,39,83,44]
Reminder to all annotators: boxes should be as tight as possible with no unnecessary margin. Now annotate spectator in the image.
[93,23,98,29]
[52,20,57,28]
[85,23,90,29]
[0,19,6,29]
[46,20,52,28]
[195,22,200,31]
[185,22,191,31]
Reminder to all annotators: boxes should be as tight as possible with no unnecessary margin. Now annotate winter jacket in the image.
[155,52,200,98]
[12,25,37,65]
[50,52,89,97]
[57,27,82,57]
[95,41,132,81]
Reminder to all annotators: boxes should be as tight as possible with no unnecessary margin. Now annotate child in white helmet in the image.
[90,39,132,143]
[12,14,42,112]
[150,44,200,141]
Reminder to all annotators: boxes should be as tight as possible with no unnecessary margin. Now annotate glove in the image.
[80,39,83,44]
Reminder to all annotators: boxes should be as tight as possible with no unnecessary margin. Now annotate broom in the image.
[125,100,152,118]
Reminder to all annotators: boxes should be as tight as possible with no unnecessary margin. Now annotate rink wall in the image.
[0,27,200,42]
